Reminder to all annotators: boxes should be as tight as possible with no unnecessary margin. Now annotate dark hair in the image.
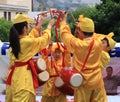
[55,48,62,53]
[102,37,110,47]
[106,66,113,71]
[9,21,28,59]
[83,32,93,37]
[102,37,111,53]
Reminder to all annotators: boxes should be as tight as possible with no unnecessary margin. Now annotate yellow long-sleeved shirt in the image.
[93,33,110,71]
[100,51,110,71]
[7,27,51,95]
[60,21,104,90]
[42,59,63,96]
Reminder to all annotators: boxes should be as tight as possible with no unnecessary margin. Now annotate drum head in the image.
[37,58,46,71]
[55,77,64,88]
[55,77,74,95]
[70,73,83,87]
[38,71,49,82]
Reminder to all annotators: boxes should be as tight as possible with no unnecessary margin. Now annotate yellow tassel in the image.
[107,32,114,38]
[78,15,83,22]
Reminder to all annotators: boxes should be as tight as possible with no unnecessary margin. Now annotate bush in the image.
[0,18,12,42]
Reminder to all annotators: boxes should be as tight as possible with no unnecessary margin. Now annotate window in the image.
[4,12,7,19]
[8,12,11,21]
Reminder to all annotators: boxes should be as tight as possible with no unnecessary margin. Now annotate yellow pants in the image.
[5,85,35,102]
[74,86,108,102]
[41,94,67,102]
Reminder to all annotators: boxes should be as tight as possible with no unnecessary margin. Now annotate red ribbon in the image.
[34,16,39,26]
[29,59,39,88]
[51,9,67,67]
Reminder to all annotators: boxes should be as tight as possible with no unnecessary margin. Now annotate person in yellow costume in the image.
[5,13,55,102]
[100,32,116,71]
[60,13,108,102]
[94,32,116,71]
[41,43,71,102]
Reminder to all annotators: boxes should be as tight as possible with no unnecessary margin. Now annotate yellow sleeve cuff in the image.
[60,21,66,25]
[42,28,51,39]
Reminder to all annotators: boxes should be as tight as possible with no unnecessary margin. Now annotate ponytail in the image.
[9,21,28,59]
[9,26,20,59]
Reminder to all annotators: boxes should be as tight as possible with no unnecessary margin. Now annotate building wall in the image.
[0,0,7,3]
[6,0,32,11]
[0,0,31,21]
[0,11,3,18]
[0,0,31,11]
[0,11,28,21]
[0,3,29,21]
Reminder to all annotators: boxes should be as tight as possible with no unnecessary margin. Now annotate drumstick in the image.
[69,10,76,23]
[37,11,50,16]
[48,7,53,19]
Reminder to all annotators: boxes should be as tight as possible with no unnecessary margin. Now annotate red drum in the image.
[60,67,83,87]
[38,70,49,86]
[55,67,83,95]
[55,77,74,95]
[32,58,46,73]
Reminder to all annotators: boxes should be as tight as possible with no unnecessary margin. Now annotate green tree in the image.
[101,0,120,3]
[93,1,120,41]
[67,1,120,42]
[0,18,12,42]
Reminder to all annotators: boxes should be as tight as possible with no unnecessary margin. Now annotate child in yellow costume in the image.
[94,32,116,71]
[5,13,55,102]
[41,43,71,102]
[100,32,116,71]
[60,13,108,102]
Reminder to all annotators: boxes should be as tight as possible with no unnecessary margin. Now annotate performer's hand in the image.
[47,18,55,30]
[37,14,47,28]
[75,22,79,27]
[61,11,67,22]
[48,41,53,49]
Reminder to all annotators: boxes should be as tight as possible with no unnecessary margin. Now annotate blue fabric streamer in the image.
[1,43,10,55]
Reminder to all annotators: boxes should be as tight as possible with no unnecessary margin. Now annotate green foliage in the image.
[42,19,57,41]
[43,18,67,42]
[94,1,120,41]
[101,0,120,3]
[67,2,120,42]
[68,6,97,23]
[0,18,12,42]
